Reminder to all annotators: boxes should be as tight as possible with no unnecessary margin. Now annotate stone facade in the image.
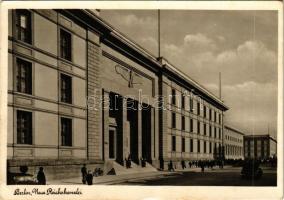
[158,58,228,169]
[224,126,244,160]
[7,9,229,179]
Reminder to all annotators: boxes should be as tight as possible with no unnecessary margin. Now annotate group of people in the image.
[168,160,224,172]
[125,155,148,168]
[81,164,104,185]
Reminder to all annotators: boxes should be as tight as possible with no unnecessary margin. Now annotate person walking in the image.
[37,167,46,185]
[81,164,87,184]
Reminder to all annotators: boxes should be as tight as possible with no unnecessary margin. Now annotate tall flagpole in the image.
[158,9,161,58]
[219,72,222,100]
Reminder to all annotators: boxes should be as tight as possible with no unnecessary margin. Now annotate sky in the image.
[100,10,278,139]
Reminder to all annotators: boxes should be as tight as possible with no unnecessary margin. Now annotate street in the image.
[116,166,277,186]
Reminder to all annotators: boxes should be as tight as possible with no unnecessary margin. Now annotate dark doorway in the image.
[127,99,139,164]
[142,104,152,163]
[109,129,115,159]
[109,92,123,164]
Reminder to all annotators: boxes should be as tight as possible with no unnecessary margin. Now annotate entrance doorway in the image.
[127,99,139,164]
[109,129,116,159]
[142,105,152,163]
[109,92,123,164]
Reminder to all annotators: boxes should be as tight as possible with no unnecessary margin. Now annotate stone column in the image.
[102,91,109,160]
[151,107,155,160]
[122,97,128,165]
[137,103,142,164]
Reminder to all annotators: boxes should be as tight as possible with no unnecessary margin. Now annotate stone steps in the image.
[108,161,157,175]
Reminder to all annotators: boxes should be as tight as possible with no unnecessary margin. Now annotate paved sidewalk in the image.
[48,170,181,185]
[48,166,235,185]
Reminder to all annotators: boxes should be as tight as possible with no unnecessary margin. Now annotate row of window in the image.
[17,110,72,146]
[225,135,242,143]
[171,136,221,154]
[171,89,222,124]
[15,10,72,61]
[172,113,222,138]
[16,58,72,103]
[225,145,243,156]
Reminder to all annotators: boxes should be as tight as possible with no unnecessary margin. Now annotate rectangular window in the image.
[219,113,221,124]
[60,29,72,61]
[203,123,206,135]
[171,89,176,105]
[172,112,176,128]
[172,135,176,152]
[181,115,185,130]
[17,110,32,144]
[189,98,193,112]
[219,129,221,139]
[209,109,212,120]
[190,118,193,132]
[197,102,200,115]
[197,121,200,134]
[204,141,207,153]
[214,111,217,122]
[60,74,72,103]
[209,142,212,153]
[16,58,32,94]
[182,137,185,152]
[190,139,193,152]
[61,117,72,146]
[16,10,32,44]
[203,106,206,118]
[214,127,217,138]
[181,94,185,109]
[209,125,212,137]
[197,140,200,153]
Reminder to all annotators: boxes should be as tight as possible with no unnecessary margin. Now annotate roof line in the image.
[244,134,277,142]
[224,125,245,135]
[160,57,228,110]
[84,9,161,67]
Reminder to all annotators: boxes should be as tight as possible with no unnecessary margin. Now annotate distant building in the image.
[244,135,277,160]
[224,126,244,160]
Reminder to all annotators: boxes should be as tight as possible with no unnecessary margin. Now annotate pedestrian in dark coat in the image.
[169,160,174,171]
[81,164,87,184]
[181,160,186,169]
[86,170,93,185]
[201,162,205,172]
[37,167,46,185]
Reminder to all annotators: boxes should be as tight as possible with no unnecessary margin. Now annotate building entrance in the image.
[109,92,124,164]
[142,105,152,163]
[127,99,139,164]
[109,129,116,159]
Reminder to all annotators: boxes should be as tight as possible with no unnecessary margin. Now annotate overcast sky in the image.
[100,10,278,139]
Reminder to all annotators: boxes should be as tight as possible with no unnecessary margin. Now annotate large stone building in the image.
[224,126,244,160]
[158,58,228,169]
[7,9,229,179]
[244,134,277,160]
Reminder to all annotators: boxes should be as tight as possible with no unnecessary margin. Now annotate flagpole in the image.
[219,72,222,100]
[158,9,161,58]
